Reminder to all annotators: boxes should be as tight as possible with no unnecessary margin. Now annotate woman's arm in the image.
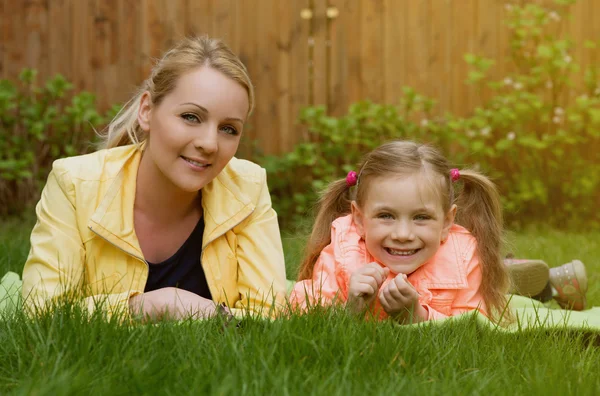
[230,169,287,318]
[128,287,222,321]
[21,162,136,318]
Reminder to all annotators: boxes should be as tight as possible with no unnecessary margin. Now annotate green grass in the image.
[1,218,600,395]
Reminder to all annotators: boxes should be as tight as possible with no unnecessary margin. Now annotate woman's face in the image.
[138,66,249,193]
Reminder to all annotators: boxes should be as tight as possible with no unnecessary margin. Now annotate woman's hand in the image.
[379,274,427,323]
[129,287,218,321]
[347,263,389,313]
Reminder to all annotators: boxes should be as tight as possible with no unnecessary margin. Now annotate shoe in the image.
[504,257,550,297]
[550,260,588,311]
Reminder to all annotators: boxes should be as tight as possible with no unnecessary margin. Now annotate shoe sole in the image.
[571,260,588,294]
[551,259,588,311]
[506,259,550,296]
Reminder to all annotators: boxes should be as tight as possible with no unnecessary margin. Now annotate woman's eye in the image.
[220,125,239,136]
[182,113,200,123]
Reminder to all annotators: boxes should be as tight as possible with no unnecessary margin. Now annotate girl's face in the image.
[352,172,456,275]
[138,66,249,193]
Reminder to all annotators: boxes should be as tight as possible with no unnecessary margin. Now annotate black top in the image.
[144,216,212,300]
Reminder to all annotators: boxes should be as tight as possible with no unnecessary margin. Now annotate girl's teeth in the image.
[388,249,417,256]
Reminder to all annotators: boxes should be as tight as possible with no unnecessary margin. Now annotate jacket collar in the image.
[88,144,254,260]
[200,166,254,248]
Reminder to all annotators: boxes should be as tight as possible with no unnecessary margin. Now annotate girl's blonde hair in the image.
[298,140,509,322]
[99,35,254,149]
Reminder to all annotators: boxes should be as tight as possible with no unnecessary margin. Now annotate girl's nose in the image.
[391,220,415,241]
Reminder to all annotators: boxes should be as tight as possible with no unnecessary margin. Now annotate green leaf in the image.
[537,45,552,58]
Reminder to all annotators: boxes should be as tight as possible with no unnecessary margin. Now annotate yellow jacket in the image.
[22,144,287,318]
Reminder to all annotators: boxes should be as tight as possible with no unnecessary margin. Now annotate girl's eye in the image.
[414,214,431,221]
[378,213,394,220]
[220,125,239,136]
[182,113,200,123]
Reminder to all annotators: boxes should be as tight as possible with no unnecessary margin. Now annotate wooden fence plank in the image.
[450,0,476,115]
[116,0,143,105]
[48,0,73,81]
[360,0,383,102]
[289,0,310,141]
[334,0,361,113]
[24,0,49,81]
[427,0,452,115]
[0,0,5,78]
[311,0,328,107]
[405,0,428,105]
[255,0,282,154]
[383,0,404,105]
[92,0,119,108]
[277,0,292,152]
[185,0,213,37]
[212,0,236,48]
[4,0,26,81]
[236,0,258,155]
[70,0,92,91]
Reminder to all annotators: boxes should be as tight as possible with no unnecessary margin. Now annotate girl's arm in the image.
[289,241,345,310]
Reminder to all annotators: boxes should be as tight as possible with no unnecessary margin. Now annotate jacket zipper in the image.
[88,226,148,268]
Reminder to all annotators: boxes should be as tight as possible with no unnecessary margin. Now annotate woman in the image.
[22,36,287,320]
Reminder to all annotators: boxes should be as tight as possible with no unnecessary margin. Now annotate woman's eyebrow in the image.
[180,102,244,123]
[180,102,208,114]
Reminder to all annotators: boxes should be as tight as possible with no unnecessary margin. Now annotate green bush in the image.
[262,1,600,230]
[0,69,118,217]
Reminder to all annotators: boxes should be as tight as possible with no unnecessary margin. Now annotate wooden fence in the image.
[1,0,599,154]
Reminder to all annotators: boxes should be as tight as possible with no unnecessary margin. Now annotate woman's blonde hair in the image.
[99,35,254,149]
[298,140,510,322]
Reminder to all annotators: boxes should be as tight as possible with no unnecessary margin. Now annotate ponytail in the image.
[99,88,147,149]
[454,169,510,322]
[297,178,353,280]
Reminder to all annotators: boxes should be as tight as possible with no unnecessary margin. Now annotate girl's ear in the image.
[137,91,152,132]
[351,201,365,238]
[441,204,457,242]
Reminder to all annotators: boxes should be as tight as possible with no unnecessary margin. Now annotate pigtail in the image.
[297,178,353,280]
[454,169,510,322]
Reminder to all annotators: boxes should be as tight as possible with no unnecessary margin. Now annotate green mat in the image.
[0,271,22,315]
[5,273,600,332]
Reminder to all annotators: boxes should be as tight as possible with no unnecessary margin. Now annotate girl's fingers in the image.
[354,282,376,297]
[386,278,405,300]
[365,263,389,287]
[394,274,419,297]
[379,289,391,309]
[376,267,390,287]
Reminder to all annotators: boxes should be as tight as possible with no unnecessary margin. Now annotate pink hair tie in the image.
[450,168,460,182]
[346,171,358,187]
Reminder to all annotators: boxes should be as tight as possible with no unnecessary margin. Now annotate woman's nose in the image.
[193,125,218,154]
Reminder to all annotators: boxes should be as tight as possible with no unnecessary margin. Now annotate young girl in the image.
[290,140,509,323]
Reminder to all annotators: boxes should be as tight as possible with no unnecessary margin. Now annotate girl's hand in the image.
[347,263,389,313]
[129,287,218,321]
[379,274,427,323]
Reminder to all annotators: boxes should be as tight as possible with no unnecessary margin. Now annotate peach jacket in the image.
[290,215,486,320]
